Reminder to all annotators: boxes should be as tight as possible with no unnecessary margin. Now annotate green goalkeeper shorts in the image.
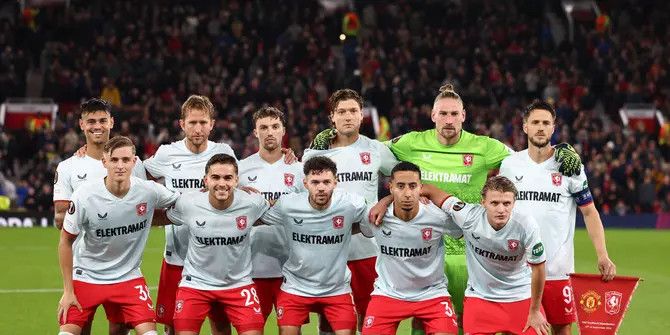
[445,254,468,314]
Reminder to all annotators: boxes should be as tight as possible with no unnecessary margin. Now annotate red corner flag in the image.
[568,273,641,334]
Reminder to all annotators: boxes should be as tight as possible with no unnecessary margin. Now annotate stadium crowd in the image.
[0,0,669,214]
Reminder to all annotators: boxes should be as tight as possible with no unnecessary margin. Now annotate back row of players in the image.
[54,87,615,335]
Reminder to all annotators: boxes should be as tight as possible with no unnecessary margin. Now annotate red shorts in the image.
[253,277,283,320]
[362,295,458,335]
[347,257,377,316]
[542,279,577,325]
[463,297,545,335]
[276,290,357,330]
[173,285,264,333]
[60,277,155,328]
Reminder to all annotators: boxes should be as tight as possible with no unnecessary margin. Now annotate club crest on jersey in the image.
[605,291,623,315]
[360,152,371,165]
[463,154,473,166]
[333,216,344,229]
[364,316,375,328]
[421,228,433,241]
[284,173,295,187]
[551,172,562,186]
[136,202,147,216]
[508,239,520,251]
[236,216,248,230]
[276,306,284,319]
[175,300,184,314]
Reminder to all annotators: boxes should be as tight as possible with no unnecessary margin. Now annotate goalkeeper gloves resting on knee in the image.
[554,142,582,176]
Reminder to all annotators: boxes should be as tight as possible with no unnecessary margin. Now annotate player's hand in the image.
[57,291,82,324]
[309,128,337,150]
[554,143,582,176]
[598,255,616,281]
[281,148,298,164]
[523,309,550,335]
[369,201,390,226]
[419,196,430,205]
[73,144,87,158]
[239,186,260,194]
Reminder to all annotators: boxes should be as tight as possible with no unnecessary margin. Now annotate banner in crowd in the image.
[569,273,641,335]
[0,211,53,227]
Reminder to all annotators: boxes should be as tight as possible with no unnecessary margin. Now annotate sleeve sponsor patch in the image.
[67,201,76,215]
[452,201,465,211]
[532,242,544,257]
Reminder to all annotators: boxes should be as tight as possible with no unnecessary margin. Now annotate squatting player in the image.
[303,89,398,333]
[158,154,269,335]
[259,156,368,335]
[358,162,460,335]
[57,136,179,335]
[425,176,550,335]
[499,100,616,335]
[143,95,236,335]
[238,107,305,321]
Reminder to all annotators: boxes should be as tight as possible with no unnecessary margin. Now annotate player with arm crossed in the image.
[259,156,368,335]
[238,107,305,322]
[358,162,460,335]
[499,100,616,335]
[57,136,179,335]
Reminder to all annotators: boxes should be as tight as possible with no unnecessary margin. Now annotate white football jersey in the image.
[63,177,179,284]
[441,196,546,302]
[499,150,591,280]
[167,190,269,290]
[260,190,367,297]
[144,139,236,266]
[359,203,462,301]
[239,153,304,278]
[54,155,147,201]
[302,135,399,260]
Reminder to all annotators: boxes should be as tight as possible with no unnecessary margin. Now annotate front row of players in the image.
[58,135,551,335]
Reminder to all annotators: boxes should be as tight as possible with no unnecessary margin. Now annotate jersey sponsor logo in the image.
[337,171,373,182]
[54,170,58,184]
[380,245,432,257]
[551,172,563,186]
[421,227,432,241]
[76,173,87,180]
[247,176,258,182]
[333,216,344,229]
[515,175,523,182]
[284,173,295,187]
[516,191,561,203]
[97,212,108,220]
[292,232,344,244]
[471,244,519,261]
[292,218,303,225]
[463,154,473,166]
[579,290,601,313]
[175,300,184,314]
[452,201,465,211]
[532,242,544,256]
[261,191,289,200]
[96,219,148,237]
[364,316,374,328]
[171,178,205,189]
[360,152,371,165]
[381,229,391,237]
[605,291,623,315]
[136,202,148,216]
[67,201,75,215]
[236,216,248,230]
[508,239,520,251]
[195,234,246,246]
[421,170,472,184]
[196,220,206,227]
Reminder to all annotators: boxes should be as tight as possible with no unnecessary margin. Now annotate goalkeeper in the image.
[310,84,582,335]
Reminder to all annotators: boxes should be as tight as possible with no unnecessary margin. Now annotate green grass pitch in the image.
[1,228,668,334]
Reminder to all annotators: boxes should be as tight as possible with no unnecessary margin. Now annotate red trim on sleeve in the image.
[63,229,78,238]
[438,195,452,208]
[527,260,546,266]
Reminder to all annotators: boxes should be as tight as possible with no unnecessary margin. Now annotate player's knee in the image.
[58,332,76,335]
[138,331,158,335]
[552,323,572,335]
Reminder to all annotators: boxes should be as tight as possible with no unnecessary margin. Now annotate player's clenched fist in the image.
[554,142,582,176]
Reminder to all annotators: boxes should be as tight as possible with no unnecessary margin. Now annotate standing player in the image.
[424,176,550,335]
[53,98,146,335]
[358,162,460,335]
[303,89,399,333]
[159,154,269,335]
[259,156,368,335]
[143,95,236,335]
[499,100,616,335]
[57,136,179,335]
[238,107,305,322]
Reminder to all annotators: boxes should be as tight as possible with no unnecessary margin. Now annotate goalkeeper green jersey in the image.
[388,129,511,254]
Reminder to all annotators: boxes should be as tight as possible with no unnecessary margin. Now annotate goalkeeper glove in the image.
[309,128,337,150]
[554,142,582,176]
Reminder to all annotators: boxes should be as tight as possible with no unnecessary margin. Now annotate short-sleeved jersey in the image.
[388,129,512,254]
[167,189,269,290]
[302,135,398,261]
[441,196,546,302]
[359,203,462,301]
[63,177,179,284]
[260,190,367,297]
[239,153,304,279]
[144,139,236,266]
[54,155,147,201]
[499,150,592,280]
